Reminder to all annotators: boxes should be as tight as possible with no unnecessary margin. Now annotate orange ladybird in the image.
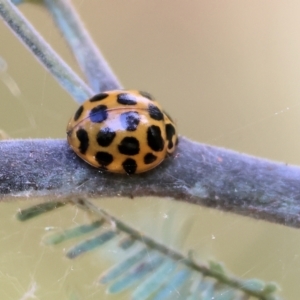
[67,90,178,174]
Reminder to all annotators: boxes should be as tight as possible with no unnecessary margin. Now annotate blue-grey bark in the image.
[1,137,300,229]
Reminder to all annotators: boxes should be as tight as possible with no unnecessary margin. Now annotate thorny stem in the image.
[43,0,122,94]
[1,138,300,230]
[0,0,94,102]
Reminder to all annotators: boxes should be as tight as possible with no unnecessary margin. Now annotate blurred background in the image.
[1,1,300,299]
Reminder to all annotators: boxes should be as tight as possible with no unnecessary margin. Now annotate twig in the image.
[1,138,300,229]
[71,198,279,300]
[43,0,122,93]
[0,0,93,102]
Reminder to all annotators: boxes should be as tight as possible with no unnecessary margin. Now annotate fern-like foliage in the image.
[16,200,281,300]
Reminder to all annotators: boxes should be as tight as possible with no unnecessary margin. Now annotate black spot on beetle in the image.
[147,125,164,152]
[90,93,109,102]
[139,91,154,101]
[76,128,89,154]
[96,127,116,147]
[89,105,108,123]
[144,153,157,164]
[166,123,176,149]
[120,111,140,131]
[148,104,164,121]
[95,151,113,166]
[118,137,140,155]
[117,93,137,105]
[74,105,84,121]
[122,158,137,174]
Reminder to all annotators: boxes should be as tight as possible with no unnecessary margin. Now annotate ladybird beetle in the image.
[66,90,178,174]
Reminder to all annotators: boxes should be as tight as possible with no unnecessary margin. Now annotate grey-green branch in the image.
[0,0,94,102]
[1,137,300,229]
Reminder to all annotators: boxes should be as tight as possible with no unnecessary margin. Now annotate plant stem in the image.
[43,0,122,93]
[1,138,300,230]
[73,198,279,300]
[0,0,93,102]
